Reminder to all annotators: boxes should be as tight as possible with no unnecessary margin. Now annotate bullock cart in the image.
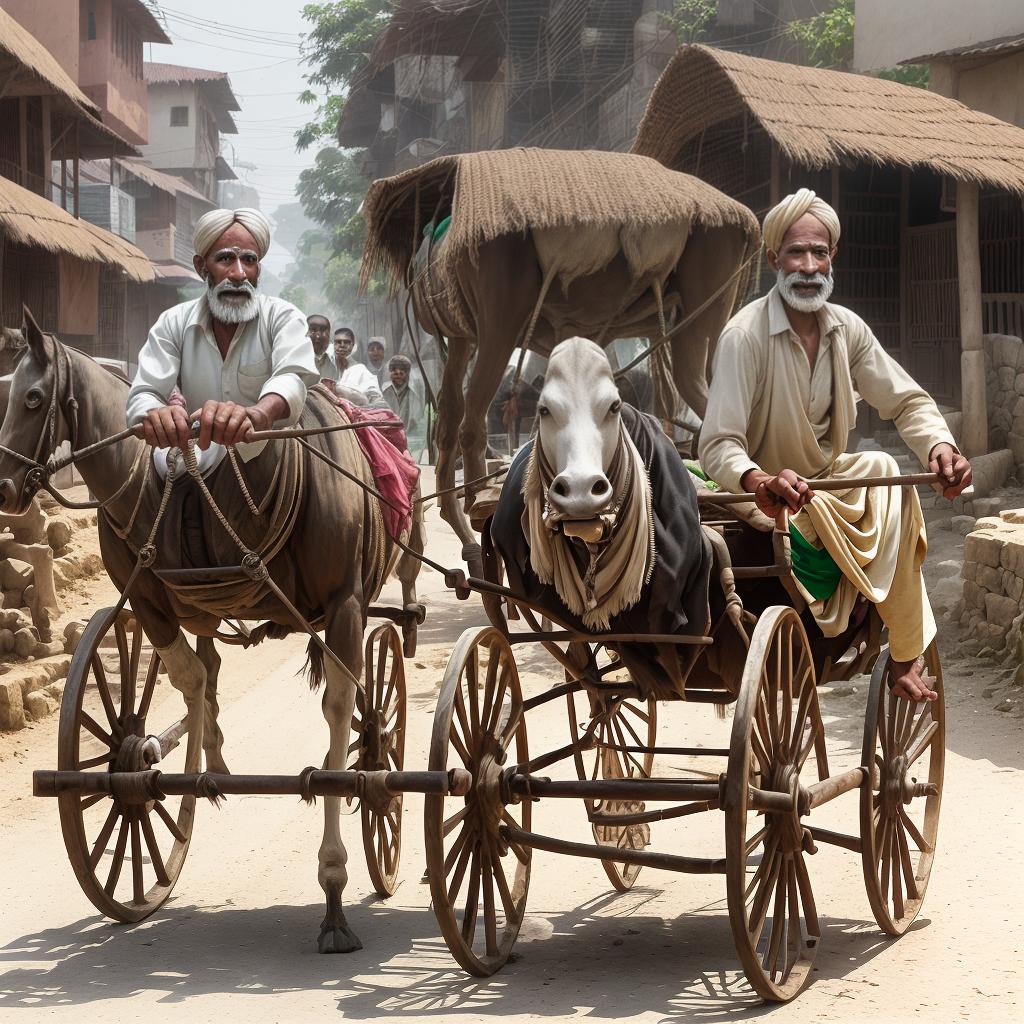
[421,474,945,1003]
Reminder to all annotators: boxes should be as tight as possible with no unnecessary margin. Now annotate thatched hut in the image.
[632,44,1024,459]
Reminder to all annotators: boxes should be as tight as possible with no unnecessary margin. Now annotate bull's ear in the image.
[21,306,49,365]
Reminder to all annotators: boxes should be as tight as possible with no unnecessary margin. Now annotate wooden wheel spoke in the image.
[762,855,788,977]
[750,727,772,777]
[498,701,523,750]
[762,677,780,755]
[620,701,650,725]
[902,702,933,756]
[487,835,518,921]
[616,712,646,753]
[465,650,481,736]
[130,815,145,905]
[745,825,769,855]
[748,847,782,942]
[152,799,187,845]
[501,811,530,863]
[79,711,113,748]
[140,810,171,887]
[80,792,107,812]
[486,664,511,738]
[115,622,135,717]
[481,845,499,957]
[898,805,933,854]
[878,813,894,900]
[792,850,819,937]
[781,631,795,752]
[446,827,477,905]
[788,675,816,761]
[91,654,119,732]
[375,640,388,705]
[896,818,920,901]
[460,848,481,944]
[79,752,113,770]
[137,657,159,720]
[103,814,130,896]
[884,691,898,759]
[443,816,475,875]
[890,824,905,920]
[784,854,802,982]
[127,623,143,711]
[480,643,501,733]
[89,803,122,869]
[383,673,398,718]
[443,804,471,838]
[906,720,939,766]
[744,834,779,901]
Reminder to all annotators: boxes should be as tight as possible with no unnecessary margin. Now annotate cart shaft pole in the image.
[507,774,720,803]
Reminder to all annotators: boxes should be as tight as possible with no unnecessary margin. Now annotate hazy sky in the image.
[146,1,325,271]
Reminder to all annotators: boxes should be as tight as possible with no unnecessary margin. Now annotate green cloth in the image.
[684,456,840,600]
[423,215,452,242]
[788,522,842,601]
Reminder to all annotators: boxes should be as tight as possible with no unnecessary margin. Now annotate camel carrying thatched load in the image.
[361,147,760,575]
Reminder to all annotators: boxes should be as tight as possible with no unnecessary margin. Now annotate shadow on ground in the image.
[0,887,922,1020]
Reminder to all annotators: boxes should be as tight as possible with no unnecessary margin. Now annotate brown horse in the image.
[0,311,424,954]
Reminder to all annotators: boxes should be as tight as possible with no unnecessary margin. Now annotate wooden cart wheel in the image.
[568,687,657,891]
[725,606,822,1002]
[57,607,194,923]
[860,642,944,936]
[356,623,406,897]
[424,626,530,976]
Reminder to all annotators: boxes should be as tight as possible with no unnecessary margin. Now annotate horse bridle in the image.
[0,336,81,499]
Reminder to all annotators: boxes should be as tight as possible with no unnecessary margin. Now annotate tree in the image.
[296,1,392,152]
[787,1,929,86]
[664,0,717,45]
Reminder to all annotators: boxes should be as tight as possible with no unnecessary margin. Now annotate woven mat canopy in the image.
[633,44,1024,195]
[362,147,759,292]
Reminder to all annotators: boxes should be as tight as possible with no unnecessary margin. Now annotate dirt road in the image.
[0,490,1021,1023]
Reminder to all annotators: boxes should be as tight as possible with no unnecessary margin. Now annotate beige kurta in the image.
[699,287,957,661]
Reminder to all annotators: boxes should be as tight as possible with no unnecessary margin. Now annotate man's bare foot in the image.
[888,657,938,702]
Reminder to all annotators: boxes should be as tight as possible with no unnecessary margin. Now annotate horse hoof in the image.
[317,924,363,954]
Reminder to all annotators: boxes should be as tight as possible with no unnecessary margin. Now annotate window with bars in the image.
[170,106,190,127]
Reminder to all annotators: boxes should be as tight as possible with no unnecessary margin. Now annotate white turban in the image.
[762,188,840,255]
[193,207,272,259]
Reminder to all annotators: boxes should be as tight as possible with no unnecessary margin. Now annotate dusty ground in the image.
[0,473,1021,1023]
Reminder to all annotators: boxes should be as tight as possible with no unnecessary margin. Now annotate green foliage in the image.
[297,1,392,151]
[664,0,717,45]
[787,0,854,69]
[280,283,310,310]
[877,63,930,89]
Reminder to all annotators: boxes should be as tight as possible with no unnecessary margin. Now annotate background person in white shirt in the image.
[127,208,318,461]
[332,326,383,404]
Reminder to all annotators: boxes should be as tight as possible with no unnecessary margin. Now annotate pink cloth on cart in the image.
[332,396,419,540]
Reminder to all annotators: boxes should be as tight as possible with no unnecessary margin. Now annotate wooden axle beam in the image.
[501,824,726,874]
[506,774,720,803]
[34,767,471,803]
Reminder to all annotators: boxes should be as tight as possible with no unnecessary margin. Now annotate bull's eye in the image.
[537,405,549,417]
[24,389,43,410]
[609,399,622,415]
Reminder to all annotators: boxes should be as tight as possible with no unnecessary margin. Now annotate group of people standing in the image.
[304,313,423,439]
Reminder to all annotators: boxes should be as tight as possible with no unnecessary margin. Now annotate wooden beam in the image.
[956,179,987,456]
[899,168,910,369]
[769,142,781,207]
[18,97,27,186]
[73,120,80,218]
[41,97,51,196]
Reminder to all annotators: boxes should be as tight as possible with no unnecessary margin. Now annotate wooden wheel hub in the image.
[767,766,807,856]
[475,752,506,835]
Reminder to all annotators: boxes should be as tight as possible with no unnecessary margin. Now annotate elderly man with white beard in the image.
[127,208,318,474]
[699,189,972,703]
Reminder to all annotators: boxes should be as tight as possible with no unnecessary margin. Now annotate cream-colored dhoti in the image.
[790,451,932,662]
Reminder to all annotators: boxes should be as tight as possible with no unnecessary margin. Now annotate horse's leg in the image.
[153,631,207,775]
[434,337,482,576]
[317,595,364,954]
[396,496,425,611]
[196,636,229,774]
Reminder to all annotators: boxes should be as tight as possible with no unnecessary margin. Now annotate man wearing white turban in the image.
[700,189,972,702]
[127,207,318,474]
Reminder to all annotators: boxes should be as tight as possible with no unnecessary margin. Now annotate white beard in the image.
[207,278,259,324]
[777,267,834,313]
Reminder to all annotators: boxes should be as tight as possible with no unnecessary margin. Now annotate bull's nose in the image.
[0,478,16,511]
[548,471,612,518]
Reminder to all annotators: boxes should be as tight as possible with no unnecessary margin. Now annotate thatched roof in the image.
[633,44,1024,196]
[362,147,760,290]
[0,176,153,282]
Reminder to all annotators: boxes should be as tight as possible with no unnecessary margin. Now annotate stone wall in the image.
[985,333,1024,468]
[958,509,1024,667]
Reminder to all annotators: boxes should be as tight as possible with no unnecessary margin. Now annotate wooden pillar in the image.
[17,98,27,186]
[957,179,987,456]
[41,97,51,197]
[72,122,80,218]
[769,143,781,207]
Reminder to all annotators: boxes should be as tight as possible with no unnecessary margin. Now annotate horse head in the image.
[535,337,621,521]
[0,308,78,514]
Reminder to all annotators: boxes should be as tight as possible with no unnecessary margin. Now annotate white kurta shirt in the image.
[126,292,319,470]
[339,362,383,403]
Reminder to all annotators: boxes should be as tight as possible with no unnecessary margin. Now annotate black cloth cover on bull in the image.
[491,403,715,697]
